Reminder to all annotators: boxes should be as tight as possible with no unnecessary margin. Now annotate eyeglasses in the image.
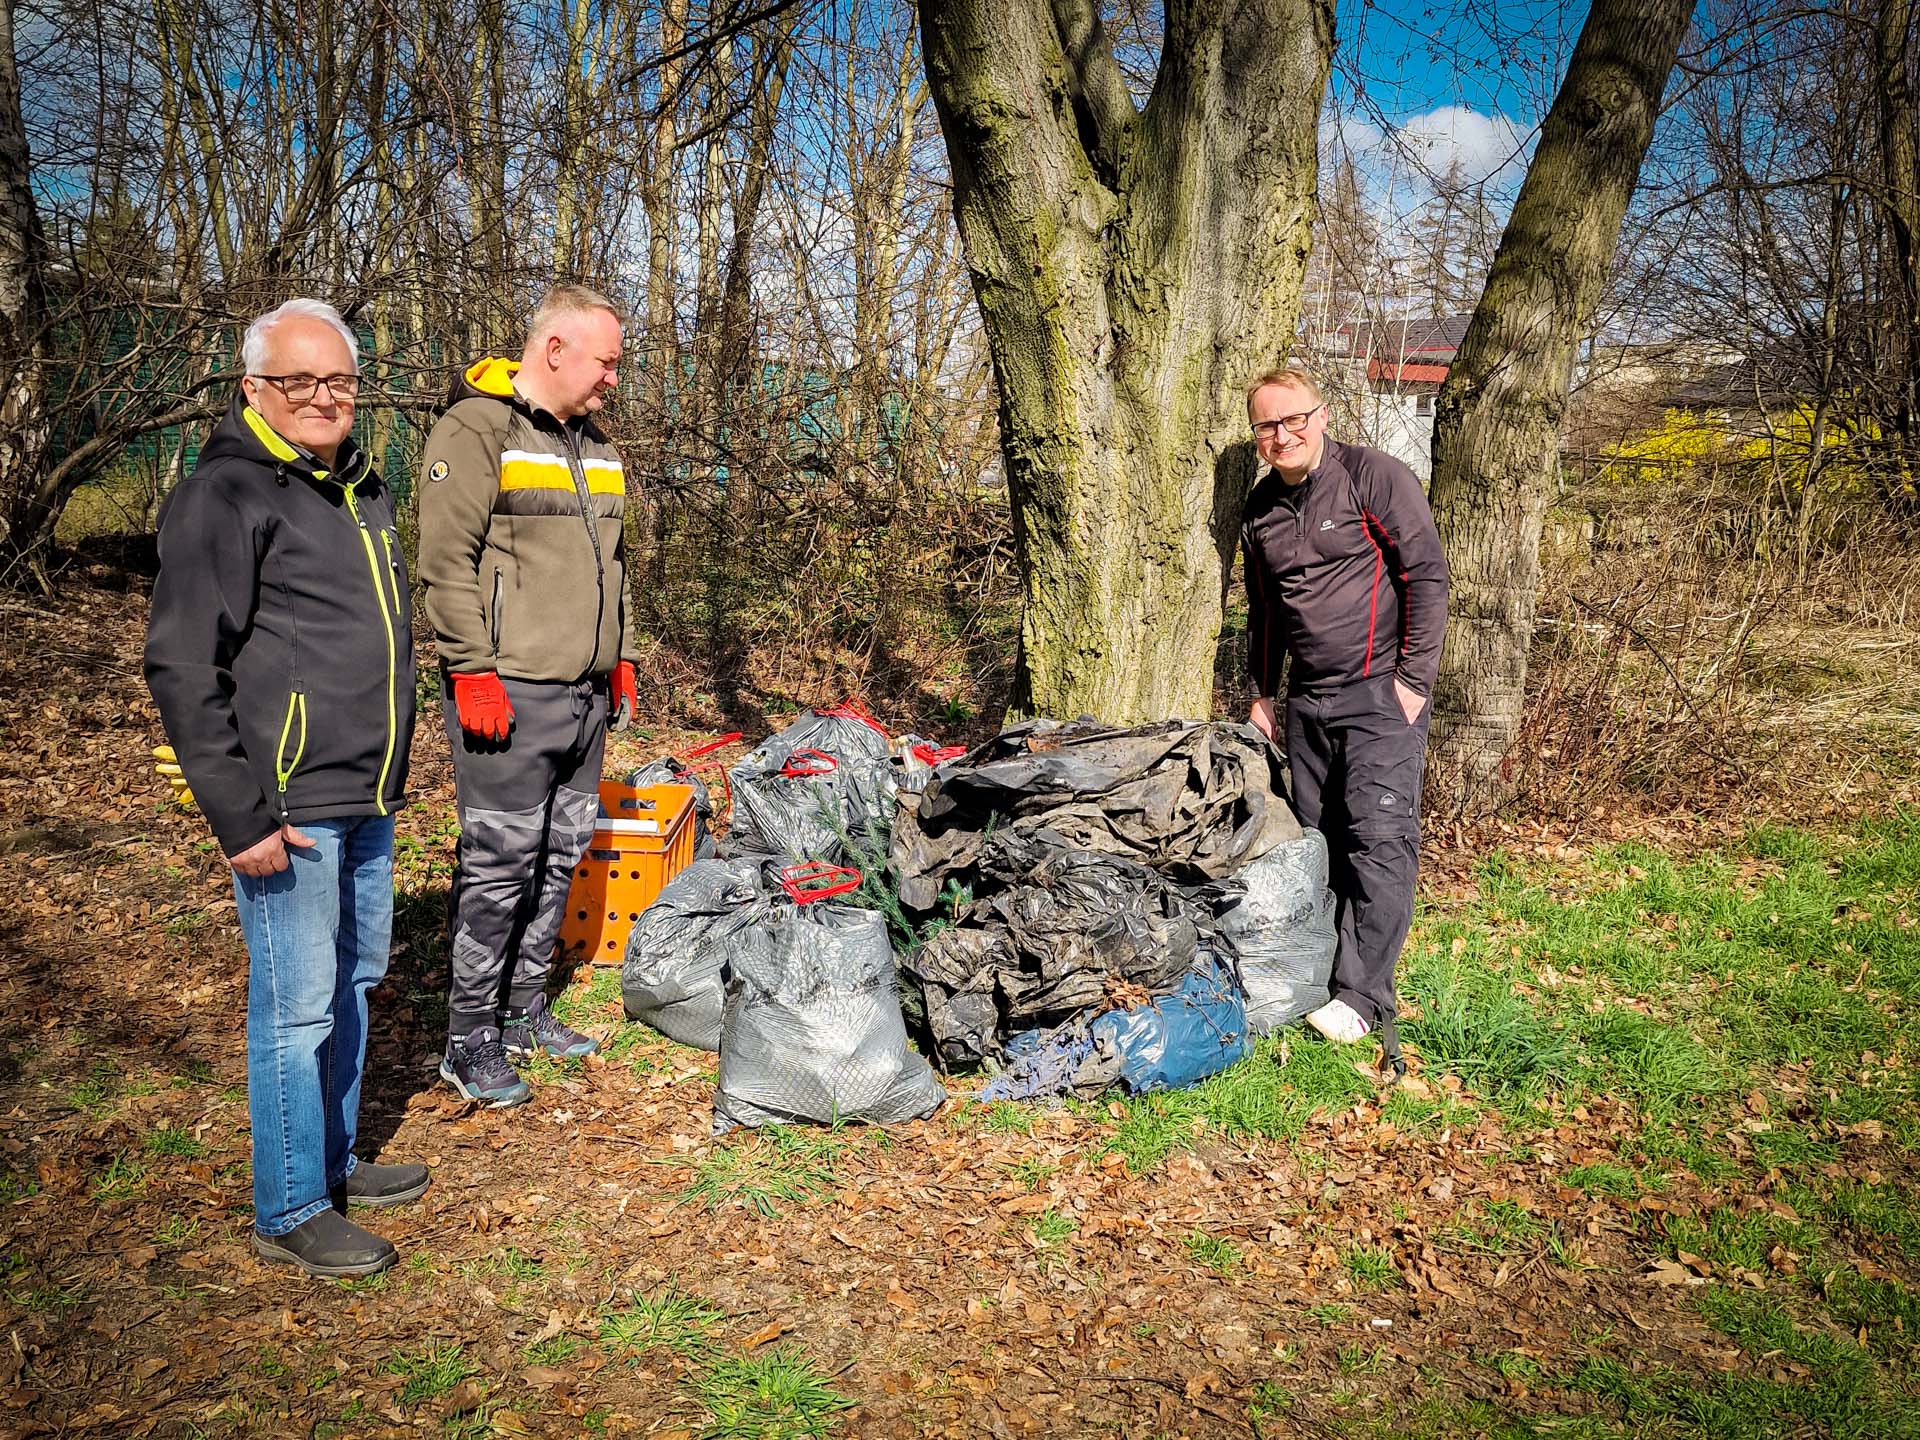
[1251,404,1324,440]
[252,373,361,403]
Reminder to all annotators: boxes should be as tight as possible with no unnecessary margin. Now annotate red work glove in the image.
[610,660,637,732]
[451,670,513,741]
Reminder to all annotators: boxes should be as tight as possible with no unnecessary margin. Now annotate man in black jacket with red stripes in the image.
[1241,367,1450,1047]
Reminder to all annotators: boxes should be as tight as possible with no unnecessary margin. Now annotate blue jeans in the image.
[233,815,395,1235]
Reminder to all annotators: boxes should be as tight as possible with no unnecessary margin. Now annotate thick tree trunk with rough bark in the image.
[919,0,1333,722]
[1873,0,1919,496]
[0,0,51,587]
[1425,0,1692,812]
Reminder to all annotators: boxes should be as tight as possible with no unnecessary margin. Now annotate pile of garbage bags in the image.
[890,718,1335,1082]
[616,706,1337,1122]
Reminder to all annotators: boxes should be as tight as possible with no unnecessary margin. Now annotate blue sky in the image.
[1327,0,1590,215]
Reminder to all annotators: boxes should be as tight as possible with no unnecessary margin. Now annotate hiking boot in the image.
[254,1208,396,1279]
[331,1160,431,1212]
[440,1026,531,1107]
[502,992,599,1060]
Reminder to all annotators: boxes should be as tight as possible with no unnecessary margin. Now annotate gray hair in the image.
[526,284,623,346]
[241,298,360,374]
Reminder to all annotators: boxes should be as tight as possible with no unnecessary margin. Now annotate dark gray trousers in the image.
[1284,672,1432,1028]
[443,672,607,1038]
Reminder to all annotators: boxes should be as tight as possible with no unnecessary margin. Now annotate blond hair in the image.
[527,284,623,345]
[1245,366,1324,408]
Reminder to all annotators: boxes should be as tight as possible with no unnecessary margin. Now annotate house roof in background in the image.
[1369,359,1449,385]
[1332,314,1475,359]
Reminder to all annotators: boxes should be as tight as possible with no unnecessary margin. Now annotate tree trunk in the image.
[919,0,1332,722]
[1424,0,1692,813]
[0,0,52,588]
[1872,0,1919,498]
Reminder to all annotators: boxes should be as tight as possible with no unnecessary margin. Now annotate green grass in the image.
[1823,1267,1920,1354]
[1442,1199,1543,1257]
[1557,1249,1920,1438]
[1341,1242,1399,1289]
[597,1286,724,1361]
[67,1058,121,1113]
[688,1346,854,1439]
[1097,1031,1374,1174]
[1183,1230,1242,1276]
[972,1101,1035,1135]
[524,1333,587,1367]
[1307,1302,1356,1325]
[1563,1162,1641,1198]
[1337,1342,1389,1375]
[144,1126,206,1159]
[1005,1156,1055,1192]
[1030,1209,1077,1248]
[382,1342,475,1407]
[678,1128,844,1218]
[92,1152,147,1203]
[460,1246,544,1286]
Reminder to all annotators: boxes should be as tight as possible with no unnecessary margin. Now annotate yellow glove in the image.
[152,744,195,809]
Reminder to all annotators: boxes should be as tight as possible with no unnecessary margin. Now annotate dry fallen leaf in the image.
[1644,1259,1706,1288]
[742,1320,785,1349]
[438,1379,486,1417]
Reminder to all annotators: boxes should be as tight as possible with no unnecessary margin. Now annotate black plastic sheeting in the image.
[891,718,1301,911]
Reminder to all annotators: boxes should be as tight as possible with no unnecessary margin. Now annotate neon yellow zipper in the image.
[343,485,397,816]
[378,530,403,616]
[274,691,308,793]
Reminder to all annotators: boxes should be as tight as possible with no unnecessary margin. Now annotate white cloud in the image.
[1394,106,1529,187]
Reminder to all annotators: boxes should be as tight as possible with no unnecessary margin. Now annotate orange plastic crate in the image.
[559,781,697,966]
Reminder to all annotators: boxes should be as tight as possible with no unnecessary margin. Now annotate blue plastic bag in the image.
[1093,953,1251,1093]
[981,954,1250,1101]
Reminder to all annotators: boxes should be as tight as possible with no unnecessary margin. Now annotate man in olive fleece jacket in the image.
[1241,367,1450,1049]
[417,284,640,1106]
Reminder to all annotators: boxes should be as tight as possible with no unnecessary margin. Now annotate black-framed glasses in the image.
[252,372,361,403]
[1251,404,1323,440]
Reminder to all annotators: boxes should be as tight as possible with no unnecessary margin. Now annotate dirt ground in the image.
[0,576,1912,1440]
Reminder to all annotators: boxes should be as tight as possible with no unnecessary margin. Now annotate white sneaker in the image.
[1305,998,1370,1044]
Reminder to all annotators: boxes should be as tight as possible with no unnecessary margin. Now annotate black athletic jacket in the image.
[145,396,417,856]
[1241,439,1450,698]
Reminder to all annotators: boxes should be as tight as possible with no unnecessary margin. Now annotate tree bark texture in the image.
[1872,0,1919,495]
[919,0,1333,723]
[1425,0,1692,813]
[0,0,51,585]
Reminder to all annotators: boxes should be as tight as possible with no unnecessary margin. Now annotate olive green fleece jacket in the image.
[417,357,637,682]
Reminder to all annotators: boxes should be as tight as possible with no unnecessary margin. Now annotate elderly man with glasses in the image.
[145,298,426,1277]
[1240,368,1451,1053]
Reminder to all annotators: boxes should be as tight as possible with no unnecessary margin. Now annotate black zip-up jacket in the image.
[1241,439,1450,699]
[145,397,417,856]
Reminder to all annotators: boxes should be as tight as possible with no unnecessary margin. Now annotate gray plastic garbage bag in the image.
[712,893,946,1133]
[625,756,718,859]
[620,858,765,1050]
[727,708,899,862]
[1213,830,1337,1035]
